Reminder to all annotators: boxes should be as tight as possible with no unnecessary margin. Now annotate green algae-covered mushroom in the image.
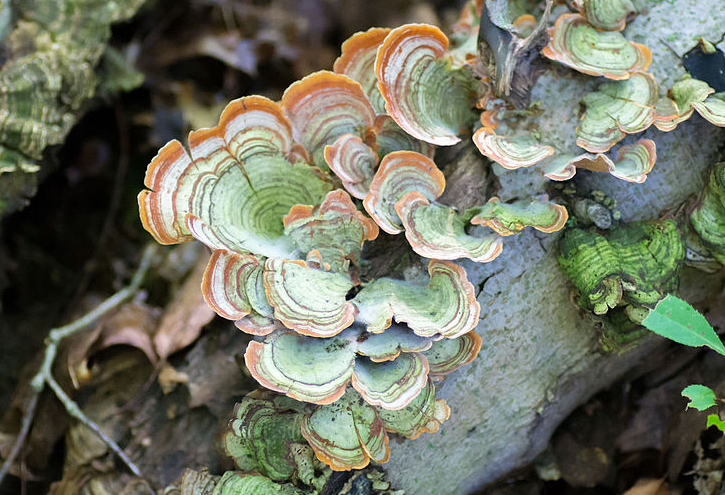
[573,139,657,183]
[690,162,725,265]
[542,13,651,80]
[212,471,305,495]
[375,379,450,439]
[423,331,482,379]
[558,219,685,315]
[654,77,714,131]
[542,139,657,184]
[223,391,325,489]
[201,250,276,335]
[138,96,333,258]
[395,191,503,263]
[353,260,480,337]
[576,72,658,153]
[324,134,379,199]
[375,23,482,145]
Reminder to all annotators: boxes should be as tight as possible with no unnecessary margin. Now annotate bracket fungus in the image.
[470,196,569,236]
[572,0,637,32]
[283,189,379,271]
[375,23,483,145]
[333,27,392,115]
[363,151,446,234]
[352,260,480,338]
[692,92,725,127]
[282,71,377,168]
[395,192,504,262]
[558,220,685,316]
[138,96,333,258]
[223,391,325,489]
[690,162,725,265]
[263,259,356,337]
[542,13,651,80]
[576,72,657,153]
[243,325,443,410]
[473,131,555,169]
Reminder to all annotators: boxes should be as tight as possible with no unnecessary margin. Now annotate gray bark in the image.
[384,0,725,493]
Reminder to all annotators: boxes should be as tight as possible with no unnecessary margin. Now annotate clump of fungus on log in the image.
[130,0,693,482]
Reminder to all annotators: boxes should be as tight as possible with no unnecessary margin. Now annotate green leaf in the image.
[707,414,725,432]
[642,294,725,356]
[681,384,717,411]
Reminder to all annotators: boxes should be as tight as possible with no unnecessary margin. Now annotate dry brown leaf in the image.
[65,301,160,389]
[153,254,214,360]
[623,478,669,495]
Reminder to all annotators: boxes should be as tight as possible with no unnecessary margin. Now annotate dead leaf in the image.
[64,300,160,389]
[623,478,669,495]
[153,254,215,360]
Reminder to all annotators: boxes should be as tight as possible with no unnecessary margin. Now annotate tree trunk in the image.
[383,0,725,493]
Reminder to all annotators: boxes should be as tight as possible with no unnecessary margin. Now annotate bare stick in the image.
[0,244,158,488]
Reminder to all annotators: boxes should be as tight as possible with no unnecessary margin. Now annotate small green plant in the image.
[642,294,725,432]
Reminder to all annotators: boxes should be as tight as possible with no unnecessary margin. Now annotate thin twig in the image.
[0,244,158,489]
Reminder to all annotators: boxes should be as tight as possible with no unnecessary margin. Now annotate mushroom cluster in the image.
[138,2,574,474]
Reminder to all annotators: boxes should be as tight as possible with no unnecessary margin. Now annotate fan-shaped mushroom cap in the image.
[223,391,309,482]
[351,353,429,410]
[139,96,299,246]
[364,151,445,234]
[353,260,480,338]
[471,196,569,236]
[244,325,438,409]
[542,13,651,80]
[201,250,277,335]
[282,71,376,167]
[690,163,725,265]
[324,134,379,199]
[355,324,433,362]
[375,379,450,439]
[334,28,392,115]
[424,330,481,379]
[473,130,555,169]
[263,259,356,337]
[572,0,636,32]
[245,331,357,405]
[541,153,578,181]
[576,72,657,153]
[301,389,389,471]
[139,96,333,257]
[654,78,715,131]
[395,191,503,262]
[574,139,656,183]
[284,190,378,271]
[375,24,480,145]
[694,93,725,127]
